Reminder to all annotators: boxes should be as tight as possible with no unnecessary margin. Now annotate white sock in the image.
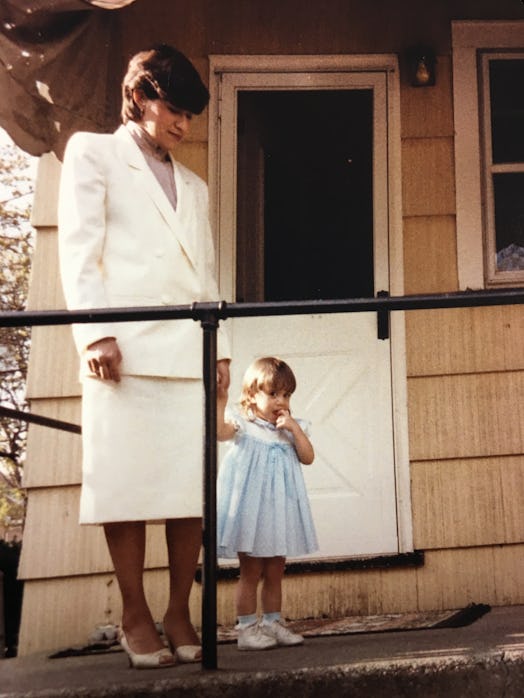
[237,613,258,628]
[262,612,281,625]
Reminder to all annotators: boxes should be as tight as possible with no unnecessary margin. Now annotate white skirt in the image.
[79,375,203,524]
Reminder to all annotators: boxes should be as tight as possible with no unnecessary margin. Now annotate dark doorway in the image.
[236,90,374,302]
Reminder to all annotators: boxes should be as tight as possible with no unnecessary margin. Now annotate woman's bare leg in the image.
[104,521,165,654]
[162,517,202,649]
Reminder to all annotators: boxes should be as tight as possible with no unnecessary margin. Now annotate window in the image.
[481,54,524,284]
[452,21,524,289]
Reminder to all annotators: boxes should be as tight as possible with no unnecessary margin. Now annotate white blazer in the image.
[58,125,231,378]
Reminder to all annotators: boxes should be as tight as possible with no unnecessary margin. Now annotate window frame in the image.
[480,51,524,285]
[452,20,524,290]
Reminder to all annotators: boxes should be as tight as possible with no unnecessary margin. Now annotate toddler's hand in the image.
[275,409,294,431]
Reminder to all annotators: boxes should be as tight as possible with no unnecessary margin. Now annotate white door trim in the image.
[208,54,413,553]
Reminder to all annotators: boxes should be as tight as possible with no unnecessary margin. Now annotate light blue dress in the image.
[217,411,319,559]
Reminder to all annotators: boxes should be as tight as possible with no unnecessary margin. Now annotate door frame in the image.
[208,54,413,553]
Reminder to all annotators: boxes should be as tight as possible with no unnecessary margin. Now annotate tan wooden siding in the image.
[121,0,468,57]
[408,371,524,461]
[30,153,61,228]
[403,216,458,294]
[19,487,171,579]
[25,217,80,399]
[26,175,81,399]
[287,546,524,621]
[18,569,178,657]
[411,456,524,549]
[27,326,80,399]
[414,545,524,611]
[23,398,81,488]
[406,306,524,377]
[401,137,456,218]
[26,229,64,310]
[18,544,524,656]
[174,141,208,182]
[400,56,454,139]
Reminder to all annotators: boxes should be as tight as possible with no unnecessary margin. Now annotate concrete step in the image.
[2,605,524,697]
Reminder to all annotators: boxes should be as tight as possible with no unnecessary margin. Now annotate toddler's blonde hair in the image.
[239,356,297,415]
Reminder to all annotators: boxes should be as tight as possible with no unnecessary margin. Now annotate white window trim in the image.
[452,20,524,290]
[480,51,524,285]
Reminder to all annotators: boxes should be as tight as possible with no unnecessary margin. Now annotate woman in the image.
[58,45,231,669]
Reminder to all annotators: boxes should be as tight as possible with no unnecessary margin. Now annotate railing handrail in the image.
[0,287,524,328]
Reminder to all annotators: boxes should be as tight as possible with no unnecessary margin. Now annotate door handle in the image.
[377,290,390,340]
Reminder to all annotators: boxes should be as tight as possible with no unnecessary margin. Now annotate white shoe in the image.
[260,620,304,646]
[237,622,278,651]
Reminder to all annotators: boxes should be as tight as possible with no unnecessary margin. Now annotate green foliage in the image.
[0,134,35,534]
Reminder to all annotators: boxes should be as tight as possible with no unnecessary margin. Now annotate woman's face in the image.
[138,96,193,152]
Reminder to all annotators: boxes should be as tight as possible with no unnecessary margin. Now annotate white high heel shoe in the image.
[174,644,202,663]
[119,630,176,669]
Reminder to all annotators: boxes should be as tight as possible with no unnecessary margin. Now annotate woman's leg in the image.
[236,553,264,617]
[260,556,286,614]
[104,521,165,654]
[162,517,202,648]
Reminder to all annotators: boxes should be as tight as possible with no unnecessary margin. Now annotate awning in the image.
[0,0,137,158]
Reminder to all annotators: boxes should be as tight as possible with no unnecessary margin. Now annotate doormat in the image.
[49,603,490,658]
[217,603,491,643]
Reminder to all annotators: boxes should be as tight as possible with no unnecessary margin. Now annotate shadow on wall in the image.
[0,539,23,658]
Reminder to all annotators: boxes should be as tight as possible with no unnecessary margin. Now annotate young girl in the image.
[217,356,318,651]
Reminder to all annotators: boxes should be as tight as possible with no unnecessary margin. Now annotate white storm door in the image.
[224,313,397,557]
[211,58,410,558]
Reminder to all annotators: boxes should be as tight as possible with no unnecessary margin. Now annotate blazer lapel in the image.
[115,126,197,268]
[170,158,199,266]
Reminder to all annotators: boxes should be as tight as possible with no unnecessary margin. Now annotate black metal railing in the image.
[1,286,524,669]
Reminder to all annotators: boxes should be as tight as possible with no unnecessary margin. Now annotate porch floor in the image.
[2,604,524,697]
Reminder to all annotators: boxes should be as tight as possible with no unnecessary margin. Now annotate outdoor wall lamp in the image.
[405,45,436,87]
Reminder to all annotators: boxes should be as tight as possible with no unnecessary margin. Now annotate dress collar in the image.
[252,417,278,431]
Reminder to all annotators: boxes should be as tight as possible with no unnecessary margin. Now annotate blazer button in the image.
[154,249,164,257]
[161,294,173,305]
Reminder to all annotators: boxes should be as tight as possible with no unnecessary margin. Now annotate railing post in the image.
[197,303,220,670]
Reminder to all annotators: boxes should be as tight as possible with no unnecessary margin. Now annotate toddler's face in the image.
[251,387,292,424]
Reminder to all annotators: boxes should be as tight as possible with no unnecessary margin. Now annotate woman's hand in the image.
[86,337,122,382]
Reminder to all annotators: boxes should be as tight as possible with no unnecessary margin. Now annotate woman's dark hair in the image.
[121,44,209,122]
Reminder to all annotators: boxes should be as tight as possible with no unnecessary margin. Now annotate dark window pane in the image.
[494,172,524,271]
[490,59,524,163]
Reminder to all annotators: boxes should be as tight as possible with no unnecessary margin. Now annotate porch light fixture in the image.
[406,45,436,87]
